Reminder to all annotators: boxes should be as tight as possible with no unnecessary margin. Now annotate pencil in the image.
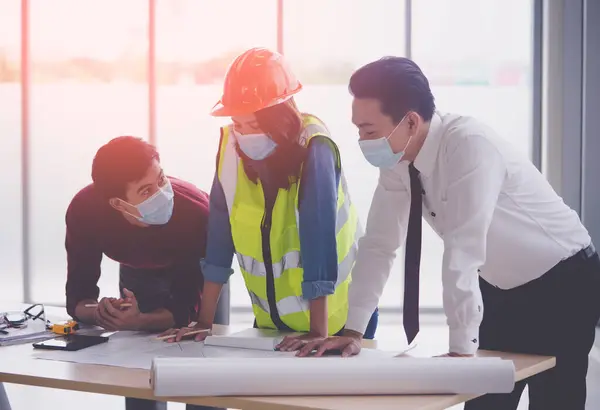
[84,303,133,308]
[154,328,211,341]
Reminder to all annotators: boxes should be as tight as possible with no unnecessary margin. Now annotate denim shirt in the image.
[201,137,341,300]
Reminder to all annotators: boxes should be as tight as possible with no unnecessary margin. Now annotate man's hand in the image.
[94,289,141,331]
[436,352,475,358]
[295,330,363,358]
[275,332,327,352]
[158,321,212,343]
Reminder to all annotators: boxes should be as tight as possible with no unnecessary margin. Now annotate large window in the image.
[283,0,408,308]
[283,0,534,309]
[0,1,23,302]
[411,0,534,307]
[5,0,535,311]
[156,0,277,308]
[29,0,148,304]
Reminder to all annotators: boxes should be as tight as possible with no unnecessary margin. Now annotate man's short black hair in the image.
[91,136,160,199]
[349,57,436,123]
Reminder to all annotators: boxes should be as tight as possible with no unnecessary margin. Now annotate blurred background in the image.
[0,0,535,312]
[2,0,600,408]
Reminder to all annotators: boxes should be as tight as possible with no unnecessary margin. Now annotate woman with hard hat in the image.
[160,47,378,351]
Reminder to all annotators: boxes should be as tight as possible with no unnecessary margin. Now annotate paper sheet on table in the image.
[204,328,289,350]
[152,356,516,397]
[0,318,54,346]
[204,328,413,354]
[33,330,400,370]
[33,331,194,369]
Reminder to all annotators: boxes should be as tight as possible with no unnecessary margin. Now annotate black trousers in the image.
[465,247,600,410]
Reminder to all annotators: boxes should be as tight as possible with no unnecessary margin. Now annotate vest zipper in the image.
[261,187,293,331]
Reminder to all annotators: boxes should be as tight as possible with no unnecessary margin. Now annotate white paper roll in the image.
[151,357,515,397]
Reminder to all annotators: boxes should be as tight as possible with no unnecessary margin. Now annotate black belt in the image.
[573,243,596,260]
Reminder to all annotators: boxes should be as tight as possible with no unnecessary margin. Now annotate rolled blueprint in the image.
[151,357,516,397]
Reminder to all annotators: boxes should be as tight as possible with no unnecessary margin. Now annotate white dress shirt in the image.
[346,112,591,354]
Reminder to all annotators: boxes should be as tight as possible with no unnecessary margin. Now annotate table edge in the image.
[0,355,557,410]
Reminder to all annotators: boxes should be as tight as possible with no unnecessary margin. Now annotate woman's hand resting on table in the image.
[158,321,212,342]
[275,332,328,352]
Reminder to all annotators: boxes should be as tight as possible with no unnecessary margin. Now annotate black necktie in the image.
[404,163,422,345]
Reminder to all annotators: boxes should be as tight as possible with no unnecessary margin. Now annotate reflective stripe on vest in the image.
[248,290,309,317]
[237,226,359,283]
[235,165,358,281]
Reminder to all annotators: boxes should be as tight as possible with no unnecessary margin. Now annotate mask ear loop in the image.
[122,209,142,221]
[403,134,415,153]
[114,199,142,221]
[385,111,413,142]
[385,112,415,156]
[385,120,404,141]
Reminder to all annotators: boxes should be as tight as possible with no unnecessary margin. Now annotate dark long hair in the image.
[236,98,307,189]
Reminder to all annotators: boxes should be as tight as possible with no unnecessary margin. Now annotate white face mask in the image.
[235,131,278,161]
[122,180,174,225]
[358,114,413,168]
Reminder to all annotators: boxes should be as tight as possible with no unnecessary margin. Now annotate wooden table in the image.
[0,323,555,410]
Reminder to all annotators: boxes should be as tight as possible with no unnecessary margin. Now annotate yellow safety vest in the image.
[216,114,362,335]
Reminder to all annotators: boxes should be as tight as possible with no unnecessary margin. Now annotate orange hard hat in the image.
[210,47,303,117]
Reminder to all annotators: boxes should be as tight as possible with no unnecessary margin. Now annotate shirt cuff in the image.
[200,259,234,284]
[344,306,375,335]
[301,280,335,300]
[449,325,480,355]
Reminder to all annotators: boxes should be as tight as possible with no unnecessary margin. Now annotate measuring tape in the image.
[47,320,80,335]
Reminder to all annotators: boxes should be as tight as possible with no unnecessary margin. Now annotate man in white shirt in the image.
[300,57,600,410]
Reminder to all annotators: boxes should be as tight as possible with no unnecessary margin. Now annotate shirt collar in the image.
[413,111,443,178]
